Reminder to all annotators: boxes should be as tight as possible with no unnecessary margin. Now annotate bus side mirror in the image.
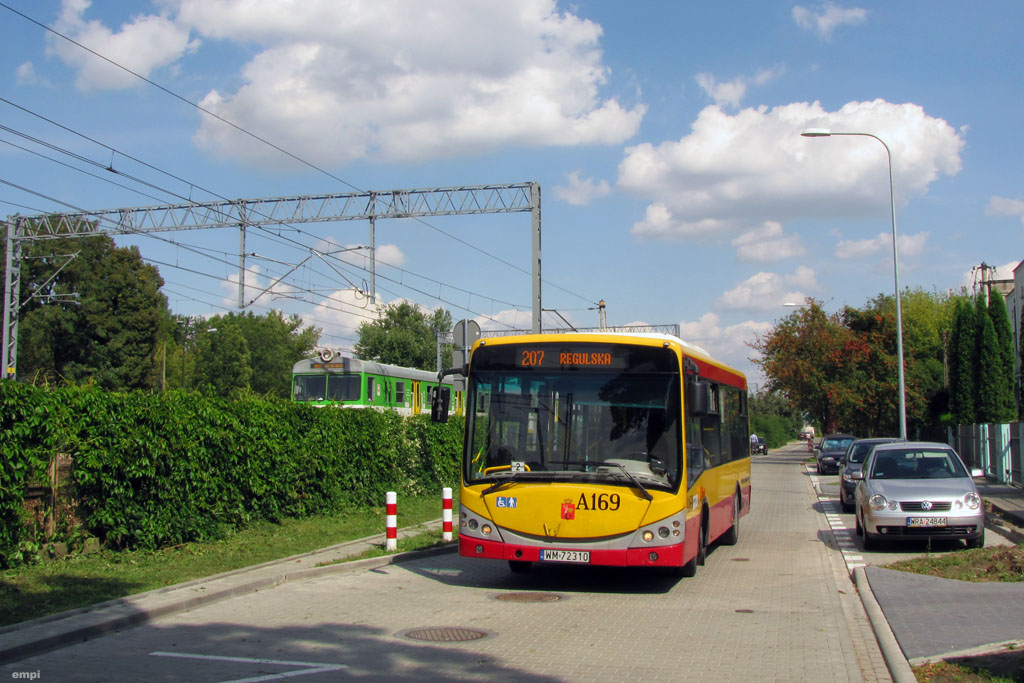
[687,380,711,417]
[431,386,451,423]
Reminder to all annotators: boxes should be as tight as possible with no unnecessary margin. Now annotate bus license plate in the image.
[539,549,590,563]
[906,517,946,527]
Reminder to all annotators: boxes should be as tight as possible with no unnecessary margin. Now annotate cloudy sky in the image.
[3,1,1022,383]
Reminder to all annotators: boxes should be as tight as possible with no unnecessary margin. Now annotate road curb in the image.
[0,529,457,666]
[853,566,917,683]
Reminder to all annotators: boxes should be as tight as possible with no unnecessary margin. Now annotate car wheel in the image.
[965,528,985,549]
[840,491,853,514]
[854,510,863,536]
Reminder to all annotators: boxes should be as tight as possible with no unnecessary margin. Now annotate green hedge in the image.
[0,381,464,567]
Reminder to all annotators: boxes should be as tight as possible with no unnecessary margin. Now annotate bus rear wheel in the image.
[720,493,740,546]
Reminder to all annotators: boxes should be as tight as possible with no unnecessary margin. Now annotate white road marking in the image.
[149,651,348,682]
[808,467,866,571]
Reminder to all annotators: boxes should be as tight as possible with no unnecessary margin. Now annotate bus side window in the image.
[366,376,375,404]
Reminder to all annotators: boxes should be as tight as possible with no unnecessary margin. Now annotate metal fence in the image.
[951,422,1023,486]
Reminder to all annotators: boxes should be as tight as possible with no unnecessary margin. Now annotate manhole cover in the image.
[400,627,492,643]
[494,592,563,603]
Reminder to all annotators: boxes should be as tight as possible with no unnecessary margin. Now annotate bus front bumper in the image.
[458,535,685,567]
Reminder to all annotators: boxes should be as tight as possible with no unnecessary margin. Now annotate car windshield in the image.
[823,437,854,450]
[868,448,969,480]
[847,440,893,463]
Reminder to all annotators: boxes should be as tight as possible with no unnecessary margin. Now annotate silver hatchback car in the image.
[852,441,985,549]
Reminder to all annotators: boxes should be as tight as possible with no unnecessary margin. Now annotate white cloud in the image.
[835,230,929,260]
[695,66,782,109]
[373,244,406,268]
[164,0,644,165]
[792,3,868,39]
[303,288,382,343]
[986,196,1024,224]
[15,62,47,86]
[620,99,964,242]
[960,261,1021,289]
[731,221,806,262]
[677,312,772,383]
[716,266,818,312]
[554,171,612,205]
[49,0,199,91]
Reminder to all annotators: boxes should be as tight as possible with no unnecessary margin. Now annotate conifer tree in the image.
[948,299,976,425]
[986,289,1016,420]
[974,293,1013,423]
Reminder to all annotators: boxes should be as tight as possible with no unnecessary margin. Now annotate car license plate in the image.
[539,549,590,563]
[906,517,946,527]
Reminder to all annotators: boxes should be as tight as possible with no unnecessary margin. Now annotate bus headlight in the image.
[481,524,492,535]
[642,530,654,542]
[468,519,479,530]
[658,527,670,538]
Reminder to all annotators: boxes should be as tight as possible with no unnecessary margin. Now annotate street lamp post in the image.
[800,128,907,440]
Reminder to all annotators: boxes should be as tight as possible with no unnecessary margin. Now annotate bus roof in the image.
[472,331,744,384]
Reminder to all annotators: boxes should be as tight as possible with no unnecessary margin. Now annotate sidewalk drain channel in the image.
[494,592,563,602]
[400,627,493,643]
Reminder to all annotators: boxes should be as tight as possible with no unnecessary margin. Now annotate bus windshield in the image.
[465,356,682,491]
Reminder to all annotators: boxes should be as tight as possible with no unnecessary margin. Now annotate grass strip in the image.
[0,494,453,627]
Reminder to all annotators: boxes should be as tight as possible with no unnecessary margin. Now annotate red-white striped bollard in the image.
[385,491,397,551]
[442,487,453,542]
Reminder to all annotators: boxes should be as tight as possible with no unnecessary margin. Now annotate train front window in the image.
[293,375,326,401]
[327,374,362,401]
[466,364,681,491]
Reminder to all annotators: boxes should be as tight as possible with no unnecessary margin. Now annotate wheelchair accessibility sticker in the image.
[495,496,517,508]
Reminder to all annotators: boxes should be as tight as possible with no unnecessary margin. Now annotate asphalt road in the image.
[1,446,891,682]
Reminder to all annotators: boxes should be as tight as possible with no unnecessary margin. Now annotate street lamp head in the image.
[801,128,832,137]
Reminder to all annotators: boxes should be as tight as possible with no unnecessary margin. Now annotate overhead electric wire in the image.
[2,107,530,323]
[0,2,598,307]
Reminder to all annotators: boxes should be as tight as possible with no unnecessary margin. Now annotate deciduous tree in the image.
[355,301,452,370]
[3,231,169,390]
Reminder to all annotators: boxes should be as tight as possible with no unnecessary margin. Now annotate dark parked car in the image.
[839,437,898,512]
[815,434,855,475]
[853,441,985,549]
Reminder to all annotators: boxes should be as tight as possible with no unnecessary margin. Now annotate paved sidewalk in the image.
[977,480,1024,539]
[862,480,1024,668]
[0,521,452,665]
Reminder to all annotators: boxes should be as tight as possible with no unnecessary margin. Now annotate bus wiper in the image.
[603,462,654,501]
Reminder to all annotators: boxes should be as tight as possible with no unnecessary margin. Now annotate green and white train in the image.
[291,350,463,417]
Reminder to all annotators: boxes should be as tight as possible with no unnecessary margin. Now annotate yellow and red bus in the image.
[441,332,750,575]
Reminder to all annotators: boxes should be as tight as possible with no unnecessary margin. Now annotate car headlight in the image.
[869,494,887,511]
[842,473,852,482]
[964,492,981,510]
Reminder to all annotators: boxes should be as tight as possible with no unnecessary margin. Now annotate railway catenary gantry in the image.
[2,182,542,380]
